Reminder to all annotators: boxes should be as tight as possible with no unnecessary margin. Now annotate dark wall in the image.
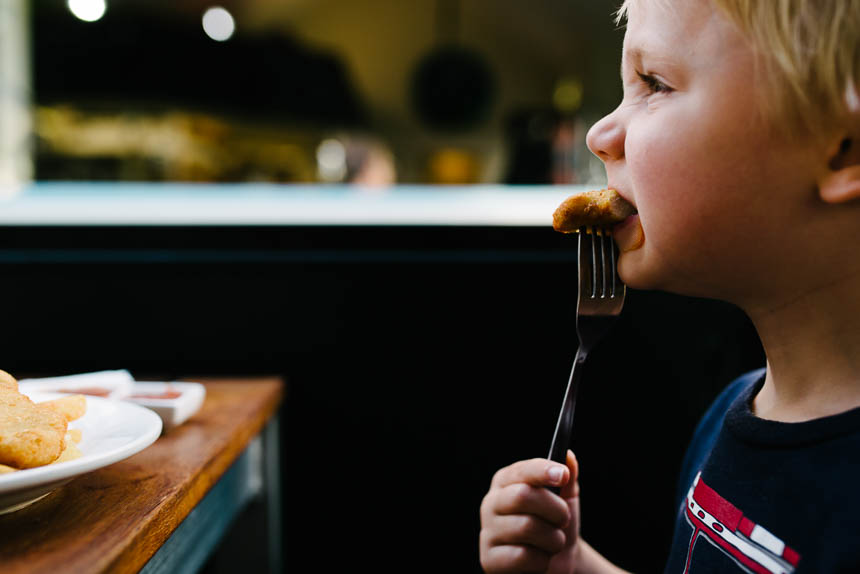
[33,3,365,126]
[0,225,764,573]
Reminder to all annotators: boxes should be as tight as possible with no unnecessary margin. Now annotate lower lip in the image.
[613,213,640,235]
[612,213,645,252]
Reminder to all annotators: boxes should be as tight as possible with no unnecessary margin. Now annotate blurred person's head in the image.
[344,136,396,188]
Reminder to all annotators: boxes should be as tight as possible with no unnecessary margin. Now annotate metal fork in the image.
[547,226,626,470]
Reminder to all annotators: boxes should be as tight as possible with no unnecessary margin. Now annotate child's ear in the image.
[820,137,860,203]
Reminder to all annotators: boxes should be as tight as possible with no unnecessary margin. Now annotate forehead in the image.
[623,0,713,43]
[621,0,738,67]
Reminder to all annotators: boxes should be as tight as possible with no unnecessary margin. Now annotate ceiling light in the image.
[316,139,347,182]
[67,0,107,22]
[202,7,236,42]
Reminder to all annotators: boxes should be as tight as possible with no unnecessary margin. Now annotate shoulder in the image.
[688,368,764,452]
[702,369,764,427]
[674,368,765,503]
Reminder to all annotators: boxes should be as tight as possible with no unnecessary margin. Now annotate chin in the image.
[616,248,661,290]
[617,248,718,299]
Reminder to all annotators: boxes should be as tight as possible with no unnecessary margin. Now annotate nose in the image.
[586,107,625,162]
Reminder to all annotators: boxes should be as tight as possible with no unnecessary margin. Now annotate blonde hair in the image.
[616,0,860,137]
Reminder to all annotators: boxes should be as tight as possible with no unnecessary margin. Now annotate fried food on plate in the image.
[552,189,636,233]
[53,438,83,464]
[67,428,82,444]
[0,370,17,391]
[0,369,89,472]
[41,395,87,423]
[0,386,69,469]
[0,431,85,474]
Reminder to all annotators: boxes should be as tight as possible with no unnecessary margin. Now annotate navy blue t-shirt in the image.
[663,369,860,573]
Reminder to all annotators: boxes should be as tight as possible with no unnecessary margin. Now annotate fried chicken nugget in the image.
[40,395,87,423]
[67,428,82,444]
[53,437,83,464]
[552,189,636,232]
[0,386,68,469]
[0,369,18,391]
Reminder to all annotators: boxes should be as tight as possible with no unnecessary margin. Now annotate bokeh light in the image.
[316,139,347,182]
[202,7,236,42]
[67,0,107,22]
[552,77,584,113]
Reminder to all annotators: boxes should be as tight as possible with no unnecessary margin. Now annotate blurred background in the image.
[4,0,626,188]
[0,2,767,573]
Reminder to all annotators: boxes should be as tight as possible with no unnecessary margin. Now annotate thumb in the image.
[560,449,581,554]
[560,449,579,500]
[545,450,582,573]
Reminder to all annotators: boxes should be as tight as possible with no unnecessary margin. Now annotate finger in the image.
[560,450,580,500]
[487,514,567,554]
[491,458,570,490]
[485,483,570,527]
[481,544,551,574]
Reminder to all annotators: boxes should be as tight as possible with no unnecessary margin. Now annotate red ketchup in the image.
[130,390,183,400]
[60,387,111,397]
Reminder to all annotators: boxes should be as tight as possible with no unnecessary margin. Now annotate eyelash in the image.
[637,72,671,94]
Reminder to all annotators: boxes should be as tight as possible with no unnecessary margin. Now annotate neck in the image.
[744,269,860,423]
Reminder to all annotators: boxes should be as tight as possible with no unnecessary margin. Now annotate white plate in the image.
[0,391,162,514]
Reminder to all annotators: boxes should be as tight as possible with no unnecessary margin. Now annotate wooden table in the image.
[0,377,284,574]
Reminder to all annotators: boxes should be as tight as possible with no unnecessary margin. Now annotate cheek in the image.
[621,114,769,293]
[625,124,710,238]
[625,101,767,238]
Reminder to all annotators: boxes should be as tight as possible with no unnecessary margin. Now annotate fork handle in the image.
[546,349,586,493]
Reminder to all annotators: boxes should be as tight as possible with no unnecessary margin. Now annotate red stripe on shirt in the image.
[694,477,743,530]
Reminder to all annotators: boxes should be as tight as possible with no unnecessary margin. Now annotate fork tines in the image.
[578,226,620,299]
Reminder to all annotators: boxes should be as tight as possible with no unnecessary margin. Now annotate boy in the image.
[479,0,860,572]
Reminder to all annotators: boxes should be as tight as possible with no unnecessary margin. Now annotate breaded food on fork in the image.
[0,386,68,469]
[553,189,636,232]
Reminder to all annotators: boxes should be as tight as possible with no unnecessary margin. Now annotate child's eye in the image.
[637,72,672,95]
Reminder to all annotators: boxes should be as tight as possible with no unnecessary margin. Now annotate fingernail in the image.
[547,466,564,483]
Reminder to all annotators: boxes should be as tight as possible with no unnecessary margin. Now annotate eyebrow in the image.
[620,46,679,78]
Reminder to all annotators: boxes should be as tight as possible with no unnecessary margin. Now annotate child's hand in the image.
[480,450,580,574]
